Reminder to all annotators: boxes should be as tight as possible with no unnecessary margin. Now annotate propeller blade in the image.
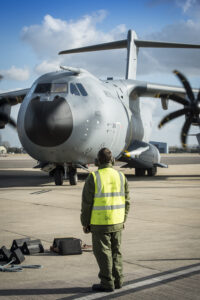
[181,117,192,148]
[158,93,189,106]
[158,108,190,128]
[0,112,16,128]
[197,89,200,102]
[173,70,195,103]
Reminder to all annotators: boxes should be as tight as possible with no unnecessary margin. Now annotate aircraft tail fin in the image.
[59,30,200,80]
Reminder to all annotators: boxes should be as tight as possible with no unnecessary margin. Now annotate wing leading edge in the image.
[128,81,199,100]
[0,88,30,106]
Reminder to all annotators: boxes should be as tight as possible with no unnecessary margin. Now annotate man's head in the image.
[97,148,114,165]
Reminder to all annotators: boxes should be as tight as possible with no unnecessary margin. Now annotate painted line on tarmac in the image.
[76,263,200,300]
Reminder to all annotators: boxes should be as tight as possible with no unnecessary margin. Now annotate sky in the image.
[0,0,200,147]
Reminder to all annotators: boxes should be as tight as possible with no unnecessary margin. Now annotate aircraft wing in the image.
[128,80,199,99]
[0,88,30,128]
[0,88,30,106]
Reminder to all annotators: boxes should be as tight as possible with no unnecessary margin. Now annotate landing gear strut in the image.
[68,166,78,185]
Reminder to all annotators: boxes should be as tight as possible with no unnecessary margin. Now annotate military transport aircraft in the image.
[0,30,200,185]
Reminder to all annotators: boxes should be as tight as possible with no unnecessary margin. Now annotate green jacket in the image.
[81,163,130,233]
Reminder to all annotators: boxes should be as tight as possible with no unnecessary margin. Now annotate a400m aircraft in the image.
[0,30,200,185]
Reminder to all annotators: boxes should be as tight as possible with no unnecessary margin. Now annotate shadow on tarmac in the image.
[139,258,200,261]
[0,169,200,188]
[1,263,200,299]
[0,287,92,297]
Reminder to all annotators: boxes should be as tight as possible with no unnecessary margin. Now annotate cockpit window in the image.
[51,83,68,93]
[76,83,88,96]
[70,83,80,96]
[34,83,68,94]
[34,83,51,93]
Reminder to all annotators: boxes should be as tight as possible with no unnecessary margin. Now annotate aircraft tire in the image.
[147,166,157,176]
[54,168,64,185]
[69,173,78,185]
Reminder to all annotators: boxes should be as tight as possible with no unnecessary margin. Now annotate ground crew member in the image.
[81,147,130,292]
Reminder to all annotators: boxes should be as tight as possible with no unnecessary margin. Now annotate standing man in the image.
[81,148,130,293]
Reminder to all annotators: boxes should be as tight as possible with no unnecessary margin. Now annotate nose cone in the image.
[25,96,73,147]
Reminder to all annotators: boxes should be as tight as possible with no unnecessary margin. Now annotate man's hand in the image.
[83,226,90,234]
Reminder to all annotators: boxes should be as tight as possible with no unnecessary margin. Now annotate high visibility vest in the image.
[90,168,125,225]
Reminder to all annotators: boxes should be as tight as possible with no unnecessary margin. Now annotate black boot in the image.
[92,284,114,292]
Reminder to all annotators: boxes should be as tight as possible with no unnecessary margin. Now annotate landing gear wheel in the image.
[68,167,78,185]
[54,168,64,185]
[135,168,146,176]
[147,166,157,176]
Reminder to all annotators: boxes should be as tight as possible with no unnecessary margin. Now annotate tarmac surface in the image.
[0,154,200,299]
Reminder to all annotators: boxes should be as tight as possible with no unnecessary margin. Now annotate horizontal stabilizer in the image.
[59,40,127,55]
[59,37,200,55]
[135,40,200,49]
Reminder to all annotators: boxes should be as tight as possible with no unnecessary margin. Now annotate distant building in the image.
[150,141,168,153]
[0,146,7,154]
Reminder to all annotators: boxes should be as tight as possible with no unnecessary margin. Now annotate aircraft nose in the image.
[24,96,73,147]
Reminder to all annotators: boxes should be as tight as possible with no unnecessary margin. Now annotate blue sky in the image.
[0,0,200,147]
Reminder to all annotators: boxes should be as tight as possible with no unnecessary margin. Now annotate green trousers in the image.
[92,230,123,289]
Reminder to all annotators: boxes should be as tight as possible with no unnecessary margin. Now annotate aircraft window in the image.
[51,83,68,93]
[34,83,51,93]
[34,83,68,94]
[70,83,80,96]
[76,83,88,96]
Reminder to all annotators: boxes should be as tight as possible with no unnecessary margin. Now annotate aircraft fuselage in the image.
[17,70,146,165]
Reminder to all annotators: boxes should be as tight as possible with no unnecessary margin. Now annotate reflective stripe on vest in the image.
[90,168,125,225]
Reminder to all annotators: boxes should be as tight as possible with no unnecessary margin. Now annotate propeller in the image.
[0,75,17,128]
[0,112,16,128]
[158,70,200,148]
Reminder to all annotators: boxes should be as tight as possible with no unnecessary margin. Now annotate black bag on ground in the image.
[52,238,82,255]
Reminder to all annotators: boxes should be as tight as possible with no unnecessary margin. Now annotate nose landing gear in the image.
[53,167,64,185]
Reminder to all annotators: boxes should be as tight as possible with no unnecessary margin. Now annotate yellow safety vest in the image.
[90,168,125,225]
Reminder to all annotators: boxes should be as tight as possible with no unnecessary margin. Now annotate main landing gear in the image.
[68,166,78,186]
[135,166,157,177]
[50,166,78,186]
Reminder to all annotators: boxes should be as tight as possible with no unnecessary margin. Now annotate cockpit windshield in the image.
[34,83,68,94]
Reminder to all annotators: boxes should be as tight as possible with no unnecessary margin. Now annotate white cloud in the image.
[0,66,30,81]
[20,10,200,82]
[34,59,61,74]
[176,0,197,13]
[21,11,127,78]
[21,11,124,58]
[138,17,200,78]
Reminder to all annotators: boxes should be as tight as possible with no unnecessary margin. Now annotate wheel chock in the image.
[10,248,25,264]
[22,239,44,255]
[10,238,31,252]
[0,246,12,262]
